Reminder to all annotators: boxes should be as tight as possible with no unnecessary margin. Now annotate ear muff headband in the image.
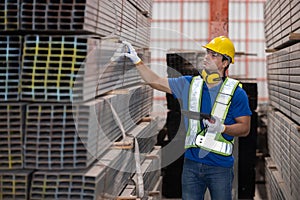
[201,69,221,84]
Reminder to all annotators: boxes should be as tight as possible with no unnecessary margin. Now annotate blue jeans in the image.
[182,158,234,200]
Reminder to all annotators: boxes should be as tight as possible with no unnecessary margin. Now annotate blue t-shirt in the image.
[168,75,252,168]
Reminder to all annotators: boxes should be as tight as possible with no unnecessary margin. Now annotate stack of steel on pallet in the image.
[264,0,300,200]
[0,0,162,199]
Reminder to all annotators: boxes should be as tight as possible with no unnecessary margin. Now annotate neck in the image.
[206,78,223,88]
[201,69,224,86]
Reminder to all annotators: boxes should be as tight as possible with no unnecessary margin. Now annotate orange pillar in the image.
[209,0,229,40]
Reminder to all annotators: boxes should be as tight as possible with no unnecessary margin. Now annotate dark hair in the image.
[222,55,231,64]
[222,56,230,77]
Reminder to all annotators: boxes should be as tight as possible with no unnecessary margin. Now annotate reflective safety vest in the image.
[184,76,240,156]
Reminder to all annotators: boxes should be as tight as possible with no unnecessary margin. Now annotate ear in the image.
[222,59,229,68]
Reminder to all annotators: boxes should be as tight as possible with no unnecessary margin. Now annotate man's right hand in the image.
[122,41,142,64]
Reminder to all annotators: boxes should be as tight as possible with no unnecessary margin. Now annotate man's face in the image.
[203,49,226,73]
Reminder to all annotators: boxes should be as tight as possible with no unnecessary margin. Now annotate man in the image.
[121,36,252,200]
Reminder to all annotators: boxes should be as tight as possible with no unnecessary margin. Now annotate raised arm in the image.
[122,41,172,94]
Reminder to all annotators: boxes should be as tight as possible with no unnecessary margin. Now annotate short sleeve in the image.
[231,87,252,118]
[168,76,192,100]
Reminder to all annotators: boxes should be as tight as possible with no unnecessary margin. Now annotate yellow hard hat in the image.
[203,36,235,64]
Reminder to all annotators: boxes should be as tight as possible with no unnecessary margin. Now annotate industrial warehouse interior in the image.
[0,0,299,200]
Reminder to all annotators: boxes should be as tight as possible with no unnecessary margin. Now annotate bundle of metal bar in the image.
[24,84,153,170]
[20,0,153,43]
[264,0,300,49]
[267,42,300,123]
[135,147,161,197]
[118,49,151,89]
[97,0,119,36]
[112,0,151,49]
[97,149,135,199]
[21,35,92,102]
[265,157,289,200]
[147,177,163,200]
[0,35,22,101]
[24,103,96,170]
[267,109,300,200]
[20,35,143,102]
[0,103,25,169]
[29,148,135,200]
[0,0,19,31]
[102,85,153,133]
[289,122,300,200]
[128,85,153,125]
[126,119,158,154]
[267,110,290,195]
[24,100,121,170]
[128,0,153,18]
[0,169,33,200]
[135,11,151,49]
[118,146,161,199]
[20,0,117,36]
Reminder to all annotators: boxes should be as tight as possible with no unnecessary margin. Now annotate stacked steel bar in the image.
[94,85,153,151]
[20,0,152,45]
[264,0,300,49]
[30,121,160,199]
[128,85,153,124]
[132,0,153,48]
[289,119,300,200]
[289,43,300,123]
[265,1,300,198]
[265,157,289,200]
[0,0,19,31]
[137,147,161,198]
[267,110,290,197]
[0,103,25,170]
[21,35,142,102]
[24,103,94,170]
[267,42,300,123]
[0,35,22,101]
[21,0,115,36]
[21,35,89,102]
[1,0,155,198]
[29,148,135,200]
[113,0,151,48]
[0,170,33,200]
[24,85,153,170]
[128,120,158,154]
[128,0,153,18]
[118,146,161,200]
[267,109,300,199]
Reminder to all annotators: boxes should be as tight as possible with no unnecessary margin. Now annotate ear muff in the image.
[201,69,221,84]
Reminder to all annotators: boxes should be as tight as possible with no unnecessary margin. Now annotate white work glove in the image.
[203,116,226,133]
[122,41,141,64]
